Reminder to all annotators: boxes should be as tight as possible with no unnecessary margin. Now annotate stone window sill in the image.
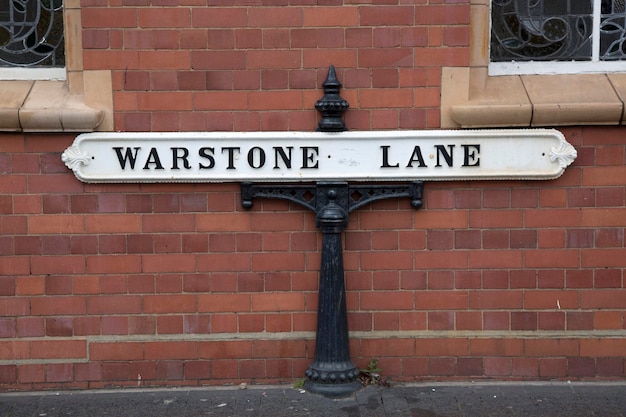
[0,80,106,132]
[442,70,626,128]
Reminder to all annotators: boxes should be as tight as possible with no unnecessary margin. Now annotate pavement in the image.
[1,381,626,417]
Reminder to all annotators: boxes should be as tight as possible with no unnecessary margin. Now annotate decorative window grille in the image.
[0,0,65,69]
[490,0,626,74]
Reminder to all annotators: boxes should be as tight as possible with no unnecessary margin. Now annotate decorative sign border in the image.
[62,129,576,183]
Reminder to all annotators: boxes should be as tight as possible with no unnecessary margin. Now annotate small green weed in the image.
[293,378,306,389]
[359,358,389,387]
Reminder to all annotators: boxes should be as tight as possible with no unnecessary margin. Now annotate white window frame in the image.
[490,0,626,76]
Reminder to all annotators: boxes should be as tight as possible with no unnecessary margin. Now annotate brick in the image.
[138,8,190,28]
[582,166,626,186]
[28,215,84,234]
[199,340,252,359]
[361,338,414,357]
[484,357,511,376]
[428,311,454,330]
[196,213,250,232]
[469,210,523,228]
[469,290,522,309]
[413,251,468,269]
[594,311,623,330]
[129,316,156,335]
[427,230,453,250]
[31,340,86,360]
[251,253,304,272]
[524,290,578,310]
[456,312,482,330]
[144,295,197,313]
[91,342,144,361]
[45,317,73,337]
[524,250,580,268]
[86,255,142,274]
[511,312,537,330]
[414,291,467,310]
[85,214,141,233]
[46,363,73,383]
[157,316,183,334]
[361,291,414,310]
[595,228,624,247]
[582,208,626,226]
[511,269,541,287]
[511,357,538,377]
[372,312,399,331]
[251,293,304,312]
[191,8,247,28]
[582,249,626,267]
[596,187,625,207]
[88,295,142,314]
[414,338,468,357]
[18,364,46,383]
[567,357,595,377]
[538,358,567,377]
[566,312,594,331]
[142,254,196,273]
[252,340,305,359]
[538,311,565,330]
[469,250,522,269]
[145,341,197,360]
[197,294,250,313]
[360,88,413,108]
[31,296,85,315]
[82,8,137,28]
[580,338,626,357]
[16,317,43,338]
[74,316,101,336]
[184,361,212,380]
[525,339,579,357]
[361,251,413,270]
[482,270,508,289]
[414,210,468,229]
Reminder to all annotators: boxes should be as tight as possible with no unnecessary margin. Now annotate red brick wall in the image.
[1,128,625,389]
[81,0,468,131]
[1,1,626,389]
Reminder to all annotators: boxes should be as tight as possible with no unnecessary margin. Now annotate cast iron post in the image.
[304,182,360,396]
[241,66,424,397]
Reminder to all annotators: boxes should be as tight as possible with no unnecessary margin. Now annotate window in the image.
[440,0,626,128]
[0,0,112,132]
[490,0,626,75]
[0,0,65,80]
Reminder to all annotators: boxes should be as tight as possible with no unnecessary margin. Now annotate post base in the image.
[303,379,362,398]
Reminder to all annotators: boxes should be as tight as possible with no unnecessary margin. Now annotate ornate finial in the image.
[315,65,350,132]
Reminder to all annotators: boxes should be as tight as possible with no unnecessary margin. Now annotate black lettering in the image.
[435,144,454,167]
[380,145,400,168]
[221,147,240,170]
[113,147,141,170]
[143,147,164,170]
[462,144,480,167]
[301,146,319,169]
[198,147,215,169]
[247,147,266,169]
[406,146,427,168]
[171,147,191,170]
[273,146,293,169]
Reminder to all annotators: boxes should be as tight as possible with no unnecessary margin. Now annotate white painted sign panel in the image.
[62,129,576,183]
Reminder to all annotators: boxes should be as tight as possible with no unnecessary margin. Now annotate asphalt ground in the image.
[1,381,626,416]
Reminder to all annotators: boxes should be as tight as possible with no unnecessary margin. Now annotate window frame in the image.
[489,0,626,76]
[0,0,113,133]
[440,0,626,128]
